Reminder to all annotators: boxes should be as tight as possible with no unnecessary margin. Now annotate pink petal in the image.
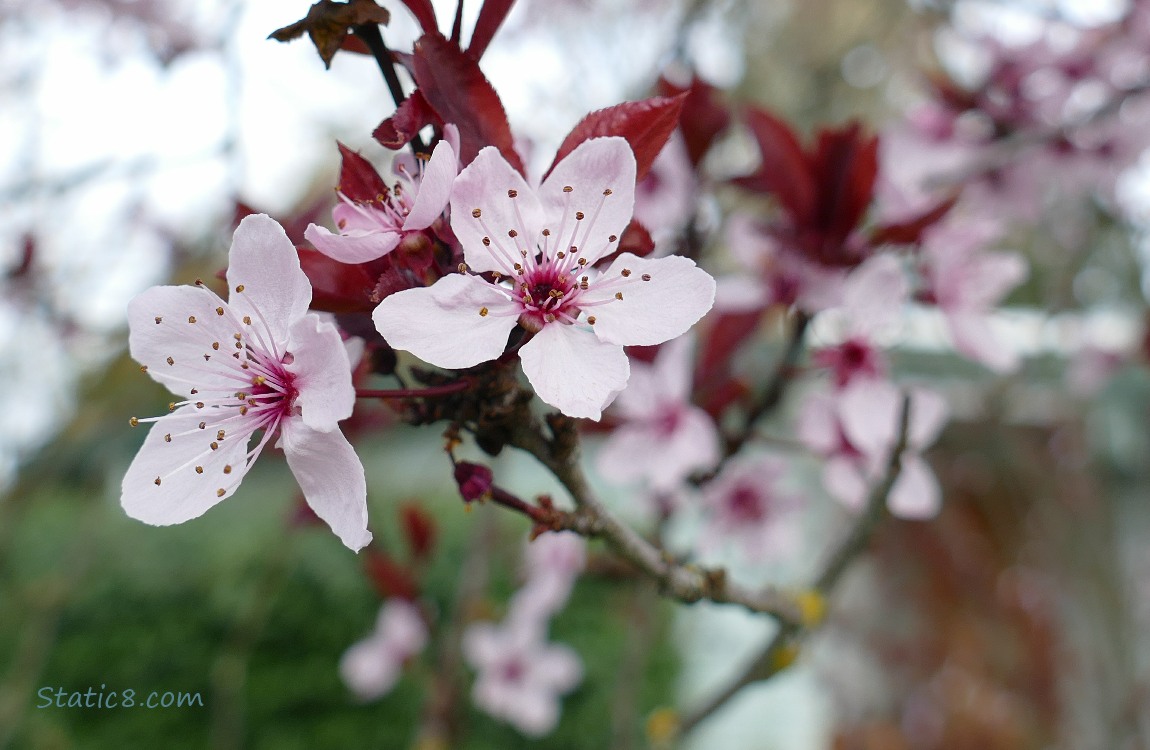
[842,254,907,334]
[519,324,630,419]
[304,223,402,264]
[538,137,636,266]
[822,456,868,511]
[947,310,1020,373]
[907,386,949,451]
[713,276,769,313]
[585,253,716,347]
[403,138,458,230]
[532,643,583,692]
[450,146,544,274]
[887,454,941,518]
[652,334,695,402]
[838,378,902,459]
[340,636,402,700]
[372,274,519,369]
[285,314,356,433]
[128,285,247,398]
[957,251,1028,310]
[280,419,371,552]
[795,390,840,455]
[121,405,252,525]
[226,214,312,343]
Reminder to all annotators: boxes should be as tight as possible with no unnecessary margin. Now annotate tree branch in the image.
[352,23,429,155]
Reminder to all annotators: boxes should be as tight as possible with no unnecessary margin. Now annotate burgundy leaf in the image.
[297,247,378,313]
[467,0,515,60]
[733,107,816,225]
[696,308,765,385]
[656,74,731,166]
[336,142,389,203]
[809,122,878,243]
[869,194,959,246]
[372,90,441,150]
[363,549,420,600]
[400,503,437,561]
[546,95,687,182]
[411,32,523,173]
[396,0,438,33]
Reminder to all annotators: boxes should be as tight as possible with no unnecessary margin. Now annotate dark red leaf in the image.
[297,247,378,313]
[396,0,438,33]
[809,122,878,243]
[268,0,390,69]
[336,142,389,203]
[363,549,419,600]
[696,308,765,385]
[546,95,687,182]
[411,32,523,173]
[467,0,515,60]
[656,74,731,166]
[400,503,437,561]
[698,377,750,421]
[734,107,816,225]
[869,193,959,246]
[372,90,441,150]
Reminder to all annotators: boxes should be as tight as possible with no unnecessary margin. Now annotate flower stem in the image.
[351,23,429,156]
[356,380,473,399]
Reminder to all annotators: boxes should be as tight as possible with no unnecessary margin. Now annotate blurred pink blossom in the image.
[699,451,801,560]
[340,599,429,701]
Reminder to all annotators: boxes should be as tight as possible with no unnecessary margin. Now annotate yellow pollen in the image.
[563,185,573,193]
[129,417,139,427]
[212,342,220,350]
[239,406,248,416]
[216,430,226,440]
[154,316,162,324]
[235,342,242,349]
[544,313,555,322]
[216,307,224,316]
[195,466,203,474]
[154,477,161,486]
[169,402,177,411]
[578,258,587,266]
[603,188,613,196]
[549,290,563,298]
[164,433,171,442]
[210,442,218,450]
[235,284,245,293]
[482,236,491,246]
[195,402,205,409]
[615,292,623,300]
[508,229,518,238]
[233,333,242,340]
[575,211,585,220]
[587,316,597,324]
[140,365,148,373]
[247,398,257,406]
[479,307,489,317]
[223,465,232,474]
[253,375,266,386]
[609,234,618,242]
[458,263,468,273]
[216,488,226,497]
[188,315,197,323]
[198,422,206,429]
[472,208,482,218]
[557,251,566,259]
[243,316,251,325]
[513,263,523,271]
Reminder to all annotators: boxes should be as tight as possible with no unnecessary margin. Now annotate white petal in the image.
[838,378,902,459]
[795,390,841,455]
[121,405,252,525]
[128,285,249,398]
[907,386,949,450]
[842,254,907,334]
[286,314,356,432]
[226,214,312,343]
[520,325,630,420]
[280,420,371,552]
[340,636,401,700]
[372,274,519,369]
[822,456,868,511]
[652,334,695,402]
[887,454,942,518]
[585,253,716,347]
[403,139,458,230]
[532,643,583,692]
[539,137,637,266]
[304,223,402,264]
[713,275,769,312]
[450,147,545,275]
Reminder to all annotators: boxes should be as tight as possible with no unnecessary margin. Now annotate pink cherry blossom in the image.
[463,614,583,737]
[122,214,371,551]
[596,334,719,491]
[373,137,716,419]
[699,452,800,560]
[797,378,948,519]
[304,131,459,264]
[919,218,1028,373]
[340,599,429,701]
[511,531,587,622]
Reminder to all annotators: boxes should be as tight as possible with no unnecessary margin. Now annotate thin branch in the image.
[352,23,429,155]
[357,379,473,400]
[678,394,914,737]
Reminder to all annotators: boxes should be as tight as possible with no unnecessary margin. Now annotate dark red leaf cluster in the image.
[656,74,731,166]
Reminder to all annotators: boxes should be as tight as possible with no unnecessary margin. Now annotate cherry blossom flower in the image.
[463,614,583,737]
[304,130,459,264]
[699,451,800,560]
[797,379,948,519]
[596,334,719,491]
[340,599,429,701]
[511,531,587,621]
[919,219,1028,373]
[373,137,716,419]
[122,214,371,551]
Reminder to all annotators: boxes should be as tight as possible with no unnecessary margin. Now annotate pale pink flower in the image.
[797,379,948,519]
[919,219,1028,373]
[373,137,716,419]
[340,599,428,701]
[596,334,719,490]
[304,131,459,264]
[512,531,587,621]
[463,615,583,737]
[122,214,371,551]
[699,452,800,560]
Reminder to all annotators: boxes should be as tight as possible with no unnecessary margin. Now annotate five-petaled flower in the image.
[373,137,716,419]
[122,214,371,551]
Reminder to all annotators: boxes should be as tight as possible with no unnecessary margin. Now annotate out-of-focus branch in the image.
[502,413,806,624]
[352,23,429,156]
[677,394,913,738]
